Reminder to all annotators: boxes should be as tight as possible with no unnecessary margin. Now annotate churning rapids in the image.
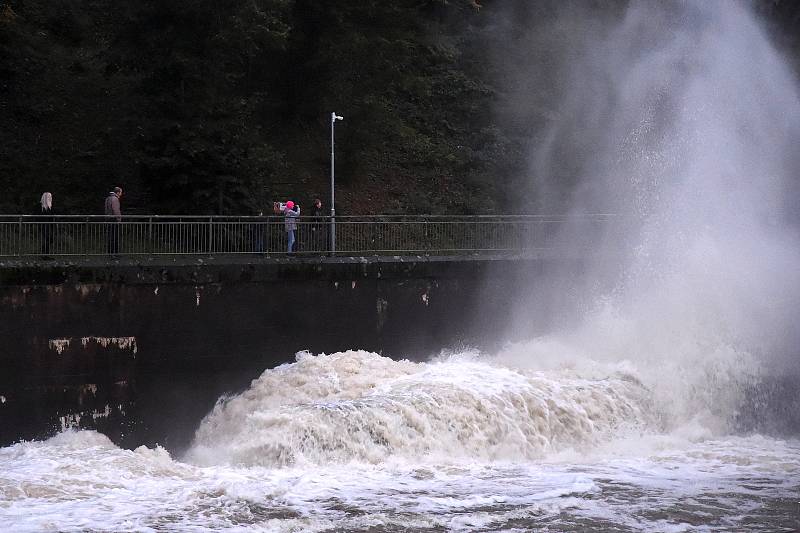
[3,0,800,531]
[1,350,799,532]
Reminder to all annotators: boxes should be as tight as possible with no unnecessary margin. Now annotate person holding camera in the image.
[275,200,300,254]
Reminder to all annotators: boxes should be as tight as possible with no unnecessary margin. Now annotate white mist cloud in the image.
[501,0,800,432]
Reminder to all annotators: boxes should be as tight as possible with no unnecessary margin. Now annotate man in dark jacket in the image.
[311,198,327,252]
[104,187,123,254]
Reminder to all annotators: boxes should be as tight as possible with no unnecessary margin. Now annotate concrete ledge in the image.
[0,250,557,268]
[0,252,564,286]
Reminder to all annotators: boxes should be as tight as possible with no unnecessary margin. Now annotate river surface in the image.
[1,351,798,532]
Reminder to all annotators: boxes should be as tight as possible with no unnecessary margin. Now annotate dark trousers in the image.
[39,223,53,255]
[255,223,268,253]
[311,224,329,252]
[106,222,120,254]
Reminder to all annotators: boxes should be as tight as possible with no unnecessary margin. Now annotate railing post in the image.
[208,217,213,254]
[148,216,153,254]
[17,216,22,256]
[424,219,429,255]
[330,215,336,255]
[84,217,89,255]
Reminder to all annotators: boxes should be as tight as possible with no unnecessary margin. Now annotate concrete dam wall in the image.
[0,255,564,452]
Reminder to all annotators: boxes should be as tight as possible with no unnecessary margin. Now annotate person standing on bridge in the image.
[39,192,54,256]
[275,200,300,255]
[310,198,326,253]
[104,186,123,255]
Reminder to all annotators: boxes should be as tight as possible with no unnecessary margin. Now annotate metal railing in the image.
[0,214,616,257]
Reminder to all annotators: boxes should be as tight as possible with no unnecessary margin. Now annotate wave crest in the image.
[185,351,656,466]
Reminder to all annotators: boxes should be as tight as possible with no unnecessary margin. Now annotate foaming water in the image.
[1,354,798,532]
[493,321,764,436]
[186,351,656,467]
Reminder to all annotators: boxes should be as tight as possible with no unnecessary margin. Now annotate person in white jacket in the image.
[39,192,54,255]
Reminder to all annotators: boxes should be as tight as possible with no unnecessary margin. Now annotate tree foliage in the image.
[1,0,799,214]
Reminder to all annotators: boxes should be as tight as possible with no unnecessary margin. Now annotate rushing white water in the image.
[1,351,799,532]
[187,351,657,467]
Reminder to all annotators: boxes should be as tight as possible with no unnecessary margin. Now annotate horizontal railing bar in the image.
[0,213,618,219]
[0,214,614,258]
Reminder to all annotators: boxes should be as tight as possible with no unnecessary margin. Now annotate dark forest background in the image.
[1,0,799,215]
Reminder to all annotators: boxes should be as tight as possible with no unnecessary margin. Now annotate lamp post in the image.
[330,112,343,254]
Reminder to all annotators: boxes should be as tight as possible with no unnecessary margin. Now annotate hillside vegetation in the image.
[1,0,798,215]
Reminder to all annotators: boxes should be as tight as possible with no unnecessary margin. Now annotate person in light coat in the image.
[39,192,54,255]
[104,187,123,254]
